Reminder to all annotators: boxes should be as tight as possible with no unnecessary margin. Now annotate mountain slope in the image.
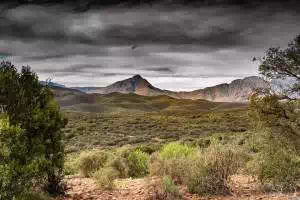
[83,75,269,102]
[177,76,270,101]
[86,75,165,96]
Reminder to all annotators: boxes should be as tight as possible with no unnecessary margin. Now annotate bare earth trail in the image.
[58,175,300,200]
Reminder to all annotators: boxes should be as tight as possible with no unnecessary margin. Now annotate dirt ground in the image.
[58,175,300,200]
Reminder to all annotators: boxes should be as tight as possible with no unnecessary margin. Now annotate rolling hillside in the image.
[53,88,247,113]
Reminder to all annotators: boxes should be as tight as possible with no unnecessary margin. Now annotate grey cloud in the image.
[0,5,252,49]
[41,64,106,73]
[1,2,300,90]
[1,3,297,54]
[144,67,174,73]
[101,23,246,47]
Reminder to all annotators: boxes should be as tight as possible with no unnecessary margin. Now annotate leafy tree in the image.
[250,34,300,147]
[0,61,67,199]
[249,93,300,142]
[253,34,300,98]
[249,35,300,191]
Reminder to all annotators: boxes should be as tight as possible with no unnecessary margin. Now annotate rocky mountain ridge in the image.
[68,75,270,102]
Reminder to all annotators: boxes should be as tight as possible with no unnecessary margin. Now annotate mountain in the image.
[71,87,104,93]
[177,76,270,102]
[82,75,269,102]
[271,77,300,98]
[50,75,271,103]
[40,81,66,88]
[83,74,166,96]
[47,75,269,113]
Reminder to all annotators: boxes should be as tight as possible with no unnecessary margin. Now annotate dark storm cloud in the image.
[1,2,298,51]
[0,0,300,90]
[1,0,300,10]
[41,64,106,73]
[0,6,95,44]
[102,24,246,47]
[144,67,174,73]
[0,5,246,48]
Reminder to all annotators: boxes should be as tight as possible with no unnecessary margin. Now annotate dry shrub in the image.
[162,175,182,199]
[185,142,246,195]
[148,176,182,200]
[110,157,129,178]
[93,167,120,190]
[78,150,110,177]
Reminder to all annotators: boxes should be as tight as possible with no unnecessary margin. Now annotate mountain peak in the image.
[132,74,143,79]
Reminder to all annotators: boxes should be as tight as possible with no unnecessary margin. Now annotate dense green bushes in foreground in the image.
[0,62,66,199]
[65,139,300,196]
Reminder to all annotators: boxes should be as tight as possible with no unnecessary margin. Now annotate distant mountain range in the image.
[51,75,272,102]
[40,81,66,88]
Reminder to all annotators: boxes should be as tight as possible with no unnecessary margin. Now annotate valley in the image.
[53,75,299,200]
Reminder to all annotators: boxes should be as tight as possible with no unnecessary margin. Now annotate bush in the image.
[64,154,79,175]
[110,157,129,178]
[247,144,299,192]
[162,175,181,199]
[108,145,132,178]
[93,167,120,190]
[159,142,196,160]
[148,176,182,200]
[127,149,150,178]
[151,143,196,183]
[185,142,246,195]
[78,151,110,177]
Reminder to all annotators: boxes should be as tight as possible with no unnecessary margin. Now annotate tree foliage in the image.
[250,34,300,148]
[254,34,300,98]
[0,61,67,199]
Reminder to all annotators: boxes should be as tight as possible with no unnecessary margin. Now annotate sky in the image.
[0,0,300,91]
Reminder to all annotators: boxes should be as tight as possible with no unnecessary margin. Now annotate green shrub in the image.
[152,143,196,183]
[127,149,150,178]
[247,146,299,192]
[162,175,181,198]
[93,167,120,190]
[159,142,195,160]
[78,151,110,177]
[185,142,246,195]
[64,154,80,175]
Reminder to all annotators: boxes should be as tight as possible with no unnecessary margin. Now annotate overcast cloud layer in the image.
[0,1,300,91]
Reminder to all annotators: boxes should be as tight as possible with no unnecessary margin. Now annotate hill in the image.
[53,89,247,113]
